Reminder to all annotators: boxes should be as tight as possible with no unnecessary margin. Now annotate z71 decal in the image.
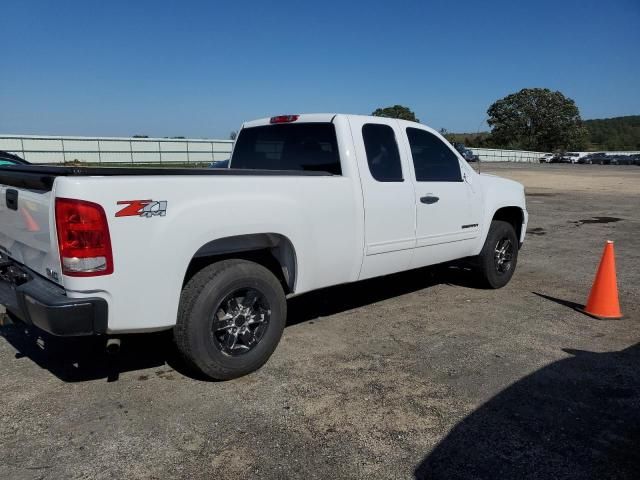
[116,200,168,218]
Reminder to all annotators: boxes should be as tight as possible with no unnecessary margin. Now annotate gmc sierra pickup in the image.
[0,114,527,379]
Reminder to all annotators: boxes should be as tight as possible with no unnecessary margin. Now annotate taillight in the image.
[55,198,113,276]
[270,115,299,124]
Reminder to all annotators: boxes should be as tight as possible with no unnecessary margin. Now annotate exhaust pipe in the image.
[106,338,121,355]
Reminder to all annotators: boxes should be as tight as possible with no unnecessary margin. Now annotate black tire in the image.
[175,259,286,380]
[476,220,519,289]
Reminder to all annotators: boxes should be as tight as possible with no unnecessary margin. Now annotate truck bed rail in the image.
[0,165,335,191]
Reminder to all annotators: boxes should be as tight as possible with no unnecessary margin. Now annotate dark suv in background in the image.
[579,153,610,164]
[453,143,479,162]
[0,151,29,166]
[610,155,636,165]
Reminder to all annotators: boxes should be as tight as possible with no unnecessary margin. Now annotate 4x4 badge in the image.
[116,200,167,218]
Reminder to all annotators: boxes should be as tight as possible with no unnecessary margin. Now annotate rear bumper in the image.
[0,259,107,336]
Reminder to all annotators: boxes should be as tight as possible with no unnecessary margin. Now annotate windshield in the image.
[231,123,341,174]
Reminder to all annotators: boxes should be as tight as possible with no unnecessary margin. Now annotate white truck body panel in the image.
[54,174,363,332]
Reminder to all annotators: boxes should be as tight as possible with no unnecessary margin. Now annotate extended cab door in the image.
[348,117,417,280]
[400,125,481,268]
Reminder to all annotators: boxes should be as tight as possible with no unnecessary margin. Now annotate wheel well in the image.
[183,233,297,293]
[492,207,524,244]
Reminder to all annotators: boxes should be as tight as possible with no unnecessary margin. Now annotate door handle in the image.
[6,189,18,211]
[420,195,439,204]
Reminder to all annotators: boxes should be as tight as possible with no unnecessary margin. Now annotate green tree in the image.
[439,127,455,144]
[583,115,640,150]
[487,88,586,151]
[372,105,419,122]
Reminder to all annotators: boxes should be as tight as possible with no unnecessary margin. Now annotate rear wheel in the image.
[476,220,519,289]
[175,259,286,380]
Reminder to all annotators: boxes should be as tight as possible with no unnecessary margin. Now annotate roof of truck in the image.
[242,113,427,129]
[243,114,337,128]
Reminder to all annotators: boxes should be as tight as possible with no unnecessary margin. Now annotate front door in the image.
[401,126,480,268]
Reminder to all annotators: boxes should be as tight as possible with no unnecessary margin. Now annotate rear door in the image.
[348,116,417,280]
[400,126,481,268]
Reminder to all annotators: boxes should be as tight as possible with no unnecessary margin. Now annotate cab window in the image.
[406,128,462,182]
[362,124,403,182]
[231,123,341,175]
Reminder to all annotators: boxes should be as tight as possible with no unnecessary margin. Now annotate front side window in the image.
[231,123,341,174]
[406,128,462,182]
[362,124,403,182]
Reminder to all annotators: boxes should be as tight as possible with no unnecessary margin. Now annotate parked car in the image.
[549,154,571,164]
[0,113,527,380]
[561,152,581,163]
[459,149,479,163]
[0,151,29,166]
[577,153,594,164]
[581,153,611,165]
[464,150,480,162]
[208,159,230,168]
[452,143,479,162]
[610,155,634,165]
[539,153,555,163]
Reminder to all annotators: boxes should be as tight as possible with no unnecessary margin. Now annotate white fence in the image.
[470,148,548,163]
[0,134,233,165]
[469,148,640,162]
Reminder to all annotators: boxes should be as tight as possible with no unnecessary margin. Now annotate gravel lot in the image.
[1,163,639,479]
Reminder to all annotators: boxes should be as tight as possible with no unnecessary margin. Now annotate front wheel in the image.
[175,259,287,380]
[475,220,519,289]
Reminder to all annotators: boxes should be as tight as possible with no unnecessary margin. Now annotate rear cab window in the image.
[362,123,404,182]
[231,123,341,174]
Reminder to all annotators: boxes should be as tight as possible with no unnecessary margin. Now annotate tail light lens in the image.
[55,198,113,276]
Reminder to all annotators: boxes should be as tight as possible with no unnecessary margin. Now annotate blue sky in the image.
[2,0,639,138]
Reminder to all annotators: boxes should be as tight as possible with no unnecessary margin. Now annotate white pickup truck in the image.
[0,114,527,379]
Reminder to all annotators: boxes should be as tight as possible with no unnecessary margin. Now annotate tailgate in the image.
[0,182,60,284]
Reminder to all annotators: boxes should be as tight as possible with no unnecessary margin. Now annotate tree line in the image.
[372,90,640,152]
[582,116,640,151]
[448,115,640,152]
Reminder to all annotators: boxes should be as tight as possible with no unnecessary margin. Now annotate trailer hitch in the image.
[0,256,30,286]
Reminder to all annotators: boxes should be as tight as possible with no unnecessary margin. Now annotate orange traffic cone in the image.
[579,240,623,320]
